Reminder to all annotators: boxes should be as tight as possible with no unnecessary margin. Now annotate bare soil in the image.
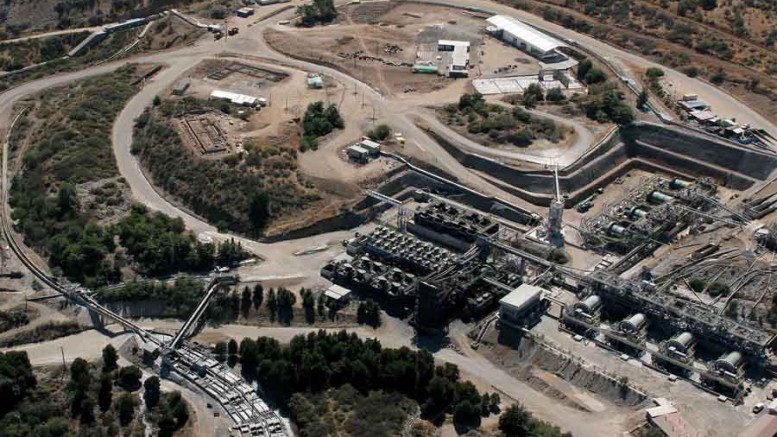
[264,3,496,97]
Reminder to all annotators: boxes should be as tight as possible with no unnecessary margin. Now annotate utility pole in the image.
[60,346,66,382]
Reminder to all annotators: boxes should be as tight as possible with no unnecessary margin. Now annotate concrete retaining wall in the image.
[429,122,777,206]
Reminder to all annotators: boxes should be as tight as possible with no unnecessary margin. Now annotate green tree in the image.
[367,124,391,141]
[241,286,252,319]
[576,58,592,81]
[102,344,118,372]
[117,392,136,425]
[143,376,161,409]
[98,373,113,412]
[546,87,566,103]
[300,289,315,324]
[266,288,278,322]
[118,365,142,391]
[585,68,608,84]
[214,341,227,362]
[252,284,264,310]
[499,403,533,437]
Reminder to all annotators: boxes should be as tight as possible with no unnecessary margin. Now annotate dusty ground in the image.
[164,57,403,236]
[265,3,529,97]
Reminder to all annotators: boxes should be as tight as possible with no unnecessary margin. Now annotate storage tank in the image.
[574,295,601,315]
[714,351,743,375]
[629,207,648,220]
[608,223,627,237]
[670,178,691,190]
[619,313,647,335]
[666,331,694,355]
[648,191,674,204]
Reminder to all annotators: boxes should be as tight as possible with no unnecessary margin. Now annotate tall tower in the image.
[547,167,565,247]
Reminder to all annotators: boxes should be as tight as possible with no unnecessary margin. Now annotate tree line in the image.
[10,68,247,287]
[0,348,189,436]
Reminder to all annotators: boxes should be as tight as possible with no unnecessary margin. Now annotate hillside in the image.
[499,0,777,124]
[0,0,198,37]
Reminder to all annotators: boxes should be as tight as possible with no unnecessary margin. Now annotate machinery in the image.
[662,331,696,362]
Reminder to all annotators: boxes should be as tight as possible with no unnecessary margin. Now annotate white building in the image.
[359,139,381,156]
[324,284,352,303]
[498,284,544,328]
[210,90,261,107]
[486,15,567,60]
[437,39,470,77]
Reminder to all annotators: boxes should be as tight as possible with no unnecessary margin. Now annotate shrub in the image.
[546,87,566,103]
[367,124,391,141]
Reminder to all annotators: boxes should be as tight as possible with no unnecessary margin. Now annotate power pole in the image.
[60,346,66,382]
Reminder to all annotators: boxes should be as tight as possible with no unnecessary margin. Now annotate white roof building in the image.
[210,90,260,107]
[324,284,352,301]
[486,15,566,55]
[499,284,544,327]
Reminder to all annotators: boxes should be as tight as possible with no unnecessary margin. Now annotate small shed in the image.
[307,76,324,88]
[347,145,369,163]
[359,139,381,156]
[236,7,255,17]
[678,99,709,112]
[324,284,352,303]
[172,79,190,96]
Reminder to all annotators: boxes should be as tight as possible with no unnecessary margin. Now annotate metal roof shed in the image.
[499,284,543,314]
[486,15,566,54]
[324,284,352,301]
[359,139,381,154]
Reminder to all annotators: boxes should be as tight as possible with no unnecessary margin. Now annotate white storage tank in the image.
[574,295,601,316]
[666,331,694,355]
[619,313,647,335]
[714,351,743,375]
[648,191,674,204]
[608,223,627,237]
[670,178,691,190]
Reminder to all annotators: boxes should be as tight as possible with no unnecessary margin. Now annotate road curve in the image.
[413,106,596,167]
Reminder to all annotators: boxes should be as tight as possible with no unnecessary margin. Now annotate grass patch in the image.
[441,92,566,148]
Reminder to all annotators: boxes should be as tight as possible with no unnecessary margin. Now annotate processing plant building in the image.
[486,15,568,62]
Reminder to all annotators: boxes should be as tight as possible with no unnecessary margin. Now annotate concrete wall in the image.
[428,123,777,206]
